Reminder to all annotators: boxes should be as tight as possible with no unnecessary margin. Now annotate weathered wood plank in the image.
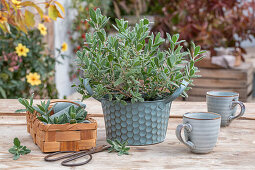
[1,99,255,119]
[193,78,251,88]
[186,92,253,103]
[190,62,253,101]
[189,83,253,99]
[0,118,255,169]
[198,62,252,80]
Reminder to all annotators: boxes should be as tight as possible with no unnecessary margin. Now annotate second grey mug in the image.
[176,112,221,154]
[206,91,245,127]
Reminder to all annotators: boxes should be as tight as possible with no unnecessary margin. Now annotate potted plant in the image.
[75,8,205,145]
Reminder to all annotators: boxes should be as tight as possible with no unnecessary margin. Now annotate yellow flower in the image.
[38,23,47,36]
[12,0,21,8]
[43,15,51,23]
[0,13,7,23]
[26,72,41,86]
[61,42,68,52]
[15,43,29,57]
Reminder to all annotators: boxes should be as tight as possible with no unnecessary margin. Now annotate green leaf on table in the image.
[107,139,130,156]
[13,154,20,160]
[14,137,20,147]
[9,137,31,160]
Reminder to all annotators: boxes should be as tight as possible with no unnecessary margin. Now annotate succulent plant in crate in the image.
[17,95,88,124]
[75,8,205,145]
[16,93,35,113]
[33,100,55,124]
[64,105,88,124]
[35,103,88,124]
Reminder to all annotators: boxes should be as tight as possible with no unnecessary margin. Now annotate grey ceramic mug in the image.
[176,112,221,154]
[206,91,245,127]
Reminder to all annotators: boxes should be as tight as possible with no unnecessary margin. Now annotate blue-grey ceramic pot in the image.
[84,79,188,145]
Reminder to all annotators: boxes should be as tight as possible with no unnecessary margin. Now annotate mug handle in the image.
[176,123,195,149]
[229,101,245,122]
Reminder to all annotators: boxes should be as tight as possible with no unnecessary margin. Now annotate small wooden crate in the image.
[186,62,253,102]
[26,100,97,153]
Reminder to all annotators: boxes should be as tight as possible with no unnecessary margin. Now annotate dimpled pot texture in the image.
[101,99,171,145]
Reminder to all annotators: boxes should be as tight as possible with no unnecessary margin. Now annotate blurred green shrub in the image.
[0,26,66,99]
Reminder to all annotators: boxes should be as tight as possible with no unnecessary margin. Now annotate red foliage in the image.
[151,0,255,55]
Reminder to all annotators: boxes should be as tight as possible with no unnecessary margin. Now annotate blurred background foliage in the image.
[70,0,255,57]
[0,26,65,99]
[0,0,66,99]
[1,0,254,99]
[0,0,65,33]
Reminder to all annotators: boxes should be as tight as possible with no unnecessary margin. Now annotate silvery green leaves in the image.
[9,138,31,160]
[107,139,130,156]
[76,8,205,103]
[35,102,88,125]
[64,105,88,124]
[16,93,35,113]
[16,96,88,124]
[34,100,54,124]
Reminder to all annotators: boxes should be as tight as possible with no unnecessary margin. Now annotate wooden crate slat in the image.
[189,62,253,102]
[43,142,60,152]
[186,95,250,102]
[199,65,251,80]
[189,83,253,99]
[45,131,56,142]
[193,78,248,88]
[66,122,97,131]
[80,130,97,140]
[55,131,81,142]
[60,141,78,152]
[78,139,96,150]
[37,129,45,141]
[38,118,97,131]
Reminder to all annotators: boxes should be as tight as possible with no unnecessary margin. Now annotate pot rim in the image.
[206,91,239,97]
[101,97,170,104]
[183,112,221,120]
[101,92,174,103]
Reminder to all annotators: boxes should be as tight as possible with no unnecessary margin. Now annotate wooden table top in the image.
[0,99,255,169]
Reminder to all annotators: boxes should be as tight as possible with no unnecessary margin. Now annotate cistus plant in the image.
[69,0,111,80]
[75,8,205,103]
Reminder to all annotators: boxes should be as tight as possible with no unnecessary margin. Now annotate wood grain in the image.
[190,62,253,102]
[1,99,255,119]
[188,83,253,99]
[193,78,250,88]
[198,62,252,80]
[0,118,254,169]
